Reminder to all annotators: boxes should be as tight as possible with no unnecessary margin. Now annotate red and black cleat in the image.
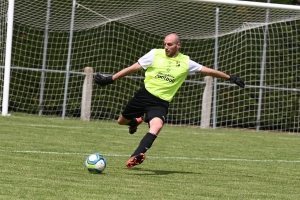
[126,153,146,168]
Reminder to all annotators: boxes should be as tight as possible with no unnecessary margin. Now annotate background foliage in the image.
[1,0,300,132]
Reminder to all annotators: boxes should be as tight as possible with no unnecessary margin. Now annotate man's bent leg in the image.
[117,115,131,125]
[118,115,143,134]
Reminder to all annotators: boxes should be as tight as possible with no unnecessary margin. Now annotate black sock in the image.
[127,118,138,127]
[131,132,157,157]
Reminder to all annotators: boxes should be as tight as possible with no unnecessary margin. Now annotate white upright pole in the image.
[212,7,219,129]
[256,0,271,131]
[2,0,15,116]
[39,0,51,116]
[62,0,76,119]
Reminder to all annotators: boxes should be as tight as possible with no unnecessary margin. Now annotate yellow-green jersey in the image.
[138,49,202,102]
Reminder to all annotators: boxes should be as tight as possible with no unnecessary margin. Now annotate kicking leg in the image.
[126,117,163,168]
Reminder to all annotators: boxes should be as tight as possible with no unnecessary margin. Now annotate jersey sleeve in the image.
[188,59,203,74]
[138,49,156,69]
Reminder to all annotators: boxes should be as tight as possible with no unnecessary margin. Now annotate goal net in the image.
[1,0,300,132]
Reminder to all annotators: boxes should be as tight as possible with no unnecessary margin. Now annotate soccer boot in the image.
[128,117,143,134]
[126,153,146,168]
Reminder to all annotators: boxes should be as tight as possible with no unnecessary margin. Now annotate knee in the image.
[117,116,130,125]
[149,124,163,135]
[154,123,163,132]
[149,118,164,134]
[117,118,122,125]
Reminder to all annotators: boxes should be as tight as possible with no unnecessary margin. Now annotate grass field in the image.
[0,114,299,200]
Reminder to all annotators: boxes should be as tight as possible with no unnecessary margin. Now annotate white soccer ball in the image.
[85,153,107,174]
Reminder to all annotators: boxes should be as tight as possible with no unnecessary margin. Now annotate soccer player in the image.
[94,33,245,168]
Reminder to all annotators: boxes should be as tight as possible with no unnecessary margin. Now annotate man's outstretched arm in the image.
[94,62,143,86]
[112,62,143,81]
[199,66,245,88]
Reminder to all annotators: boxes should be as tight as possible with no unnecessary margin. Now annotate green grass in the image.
[0,113,299,200]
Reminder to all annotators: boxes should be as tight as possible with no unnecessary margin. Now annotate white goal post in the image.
[1,0,300,133]
[190,0,300,10]
[1,0,14,117]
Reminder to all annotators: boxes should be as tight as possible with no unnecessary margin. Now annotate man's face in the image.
[164,35,181,57]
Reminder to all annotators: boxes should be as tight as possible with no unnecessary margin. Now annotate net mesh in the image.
[1,0,300,132]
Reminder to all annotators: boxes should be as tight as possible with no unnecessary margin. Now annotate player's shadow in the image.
[131,168,201,176]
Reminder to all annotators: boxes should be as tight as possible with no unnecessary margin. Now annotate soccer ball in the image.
[85,153,107,174]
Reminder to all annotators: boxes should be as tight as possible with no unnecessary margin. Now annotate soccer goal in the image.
[1,0,300,133]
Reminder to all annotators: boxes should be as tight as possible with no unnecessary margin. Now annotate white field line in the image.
[3,122,300,138]
[1,150,300,163]
[1,122,224,135]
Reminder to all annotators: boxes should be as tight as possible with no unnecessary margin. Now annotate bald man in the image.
[95,33,245,168]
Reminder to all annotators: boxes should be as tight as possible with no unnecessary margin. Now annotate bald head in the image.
[164,33,181,57]
[165,33,181,44]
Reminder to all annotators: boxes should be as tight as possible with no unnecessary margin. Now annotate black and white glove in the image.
[228,75,245,88]
[94,73,114,86]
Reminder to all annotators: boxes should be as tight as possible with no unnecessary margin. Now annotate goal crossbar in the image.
[186,0,300,11]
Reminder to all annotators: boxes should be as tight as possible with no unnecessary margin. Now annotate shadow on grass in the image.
[131,168,201,175]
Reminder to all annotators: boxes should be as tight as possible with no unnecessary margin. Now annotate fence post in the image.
[81,67,93,121]
[201,76,213,128]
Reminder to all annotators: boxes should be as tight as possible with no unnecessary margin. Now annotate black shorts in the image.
[121,87,169,124]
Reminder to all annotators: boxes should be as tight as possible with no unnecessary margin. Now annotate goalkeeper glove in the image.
[228,75,245,88]
[94,73,114,86]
